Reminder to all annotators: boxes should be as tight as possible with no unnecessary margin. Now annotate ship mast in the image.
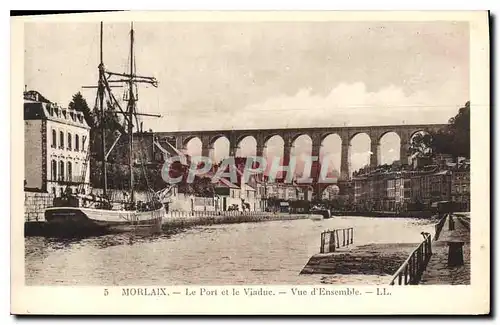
[99,21,108,198]
[85,22,160,206]
[128,22,135,202]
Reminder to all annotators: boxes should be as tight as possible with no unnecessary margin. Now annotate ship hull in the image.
[43,206,167,237]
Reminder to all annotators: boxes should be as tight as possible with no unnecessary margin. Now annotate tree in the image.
[74,90,128,189]
[68,92,92,127]
[409,131,433,159]
[431,101,470,158]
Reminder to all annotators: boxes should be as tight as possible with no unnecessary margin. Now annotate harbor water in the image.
[25,216,435,286]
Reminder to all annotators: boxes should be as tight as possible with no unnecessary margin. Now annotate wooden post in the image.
[350,228,354,244]
[336,230,340,248]
[417,246,422,272]
[320,232,324,253]
[427,236,432,256]
[415,254,419,283]
[346,229,350,245]
[330,231,336,252]
[409,255,413,283]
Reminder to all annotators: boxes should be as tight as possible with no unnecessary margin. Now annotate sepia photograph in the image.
[11,10,490,315]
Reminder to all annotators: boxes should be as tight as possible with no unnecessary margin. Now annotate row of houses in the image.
[352,156,470,212]
[179,167,317,212]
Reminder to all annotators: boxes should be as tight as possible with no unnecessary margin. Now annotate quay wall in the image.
[24,191,54,222]
[25,210,313,236]
[333,210,433,218]
[162,211,311,230]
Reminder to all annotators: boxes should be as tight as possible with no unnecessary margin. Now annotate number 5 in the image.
[104,289,109,296]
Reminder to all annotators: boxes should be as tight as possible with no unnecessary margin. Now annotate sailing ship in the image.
[44,22,169,236]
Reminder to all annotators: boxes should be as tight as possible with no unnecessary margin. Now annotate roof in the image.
[24,90,51,103]
[24,100,90,129]
[215,177,240,189]
[245,184,256,191]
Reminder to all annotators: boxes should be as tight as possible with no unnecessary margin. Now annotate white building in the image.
[24,90,91,196]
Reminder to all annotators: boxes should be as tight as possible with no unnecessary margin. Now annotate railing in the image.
[389,233,432,285]
[434,214,448,240]
[456,215,470,230]
[319,228,354,253]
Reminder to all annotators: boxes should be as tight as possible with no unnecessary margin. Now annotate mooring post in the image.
[448,241,464,267]
[448,215,455,231]
[351,228,354,244]
[335,230,340,248]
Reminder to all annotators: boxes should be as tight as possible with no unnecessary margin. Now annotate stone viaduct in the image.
[150,123,446,183]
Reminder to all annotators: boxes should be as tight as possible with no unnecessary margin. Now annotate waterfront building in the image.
[352,156,470,213]
[450,160,470,211]
[24,90,91,196]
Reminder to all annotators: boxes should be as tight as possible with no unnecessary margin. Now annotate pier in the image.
[300,213,471,285]
[419,214,470,285]
[301,226,423,276]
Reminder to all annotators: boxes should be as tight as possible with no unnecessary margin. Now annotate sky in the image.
[24,21,469,174]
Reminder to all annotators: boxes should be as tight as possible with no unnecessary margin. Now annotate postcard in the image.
[11,10,490,315]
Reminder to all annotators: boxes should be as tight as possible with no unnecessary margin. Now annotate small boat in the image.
[310,206,332,219]
[44,22,168,236]
[309,214,324,221]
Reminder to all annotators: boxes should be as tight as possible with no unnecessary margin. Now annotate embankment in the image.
[24,212,314,237]
[162,211,312,230]
[332,210,434,218]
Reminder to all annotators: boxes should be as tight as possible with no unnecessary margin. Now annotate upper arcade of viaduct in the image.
[151,123,446,180]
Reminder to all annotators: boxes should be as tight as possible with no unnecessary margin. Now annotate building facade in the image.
[352,158,470,213]
[24,90,91,196]
[450,161,470,211]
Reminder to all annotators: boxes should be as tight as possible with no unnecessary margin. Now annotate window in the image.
[75,134,79,151]
[51,160,57,181]
[59,131,64,149]
[51,129,56,148]
[67,162,72,182]
[67,133,72,150]
[75,162,79,182]
[59,161,64,181]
